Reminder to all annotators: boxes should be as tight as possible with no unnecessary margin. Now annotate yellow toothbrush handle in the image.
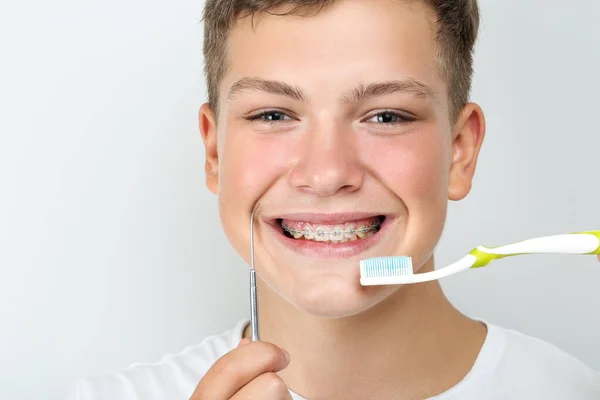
[469,230,600,268]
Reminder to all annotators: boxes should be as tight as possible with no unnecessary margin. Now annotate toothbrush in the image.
[360,230,600,286]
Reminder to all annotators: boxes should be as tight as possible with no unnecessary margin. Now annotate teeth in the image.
[282,220,381,242]
[303,228,315,240]
[329,227,344,242]
[344,228,358,240]
[314,226,329,242]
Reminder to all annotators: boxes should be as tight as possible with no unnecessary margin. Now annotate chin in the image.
[275,270,401,318]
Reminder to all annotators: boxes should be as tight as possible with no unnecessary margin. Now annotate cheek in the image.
[218,130,292,197]
[365,130,450,200]
[364,130,450,266]
[216,129,293,262]
[217,128,297,252]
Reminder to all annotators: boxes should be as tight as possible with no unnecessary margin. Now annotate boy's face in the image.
[200,0,484,317]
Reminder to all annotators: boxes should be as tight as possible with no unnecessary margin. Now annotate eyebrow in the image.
[227,77,436,104]
[228,77,307,102]
[340,79,436,104]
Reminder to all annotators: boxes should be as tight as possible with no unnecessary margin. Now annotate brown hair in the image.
[202,0,479,120]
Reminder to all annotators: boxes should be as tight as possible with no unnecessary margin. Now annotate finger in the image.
[190,341,290,400]
[230,372,293,400]
[597,255,600,262]
[238,338,251,347]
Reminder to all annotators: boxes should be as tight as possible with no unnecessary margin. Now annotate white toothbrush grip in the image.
[479,233,600,256]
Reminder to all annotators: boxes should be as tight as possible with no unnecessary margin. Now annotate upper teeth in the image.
[281,220,380,241]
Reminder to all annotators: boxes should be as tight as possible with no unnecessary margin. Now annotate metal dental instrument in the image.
[249,203,261,342]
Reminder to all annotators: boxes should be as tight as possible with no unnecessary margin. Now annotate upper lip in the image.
[263,212,385,225]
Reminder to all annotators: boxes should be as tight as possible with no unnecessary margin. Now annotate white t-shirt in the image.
[65,319,600,399]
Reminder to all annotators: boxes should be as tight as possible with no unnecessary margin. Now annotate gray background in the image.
[1,0,599,399]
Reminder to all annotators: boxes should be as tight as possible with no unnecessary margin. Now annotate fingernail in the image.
[238,338,251,347]
[281,348,290,364]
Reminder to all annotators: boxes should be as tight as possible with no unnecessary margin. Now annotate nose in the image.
[288,122,364,196]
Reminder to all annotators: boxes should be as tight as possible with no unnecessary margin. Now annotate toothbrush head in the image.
[359,256,413,286]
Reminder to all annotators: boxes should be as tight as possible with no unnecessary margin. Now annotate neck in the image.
[247,257,487,400]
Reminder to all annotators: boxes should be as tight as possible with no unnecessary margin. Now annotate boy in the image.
[68,0,600,399]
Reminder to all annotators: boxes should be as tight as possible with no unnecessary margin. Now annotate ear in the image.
[448,103,486,201]
[199,103,219,194]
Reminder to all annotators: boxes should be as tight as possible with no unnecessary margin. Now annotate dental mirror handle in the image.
[249,203,261,341]
[250,269,259,341]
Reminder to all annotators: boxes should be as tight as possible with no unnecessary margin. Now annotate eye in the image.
[364,111,415,125]
[246,110,294,123]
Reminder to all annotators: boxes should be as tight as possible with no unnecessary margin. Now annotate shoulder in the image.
[64,319,247,400]
[487,324,600,398]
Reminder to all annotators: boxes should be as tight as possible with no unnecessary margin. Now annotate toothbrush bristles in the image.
[359,256,413,278]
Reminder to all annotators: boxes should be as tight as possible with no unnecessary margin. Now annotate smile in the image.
[265,213,391,260]
[279,216,383,243]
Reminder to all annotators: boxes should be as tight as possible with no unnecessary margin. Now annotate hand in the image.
[597,255,600,262]
[190,338,292,400]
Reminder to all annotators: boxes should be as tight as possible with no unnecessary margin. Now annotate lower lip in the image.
[266,218,392,260]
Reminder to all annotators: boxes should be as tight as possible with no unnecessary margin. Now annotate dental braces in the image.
[281,220,381,238]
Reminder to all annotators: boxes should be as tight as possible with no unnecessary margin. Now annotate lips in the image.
[279,216,383,242]
[263,213,391,260]
[280,216,381,231]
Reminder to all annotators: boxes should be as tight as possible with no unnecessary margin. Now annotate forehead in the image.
[221,0,444,100]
